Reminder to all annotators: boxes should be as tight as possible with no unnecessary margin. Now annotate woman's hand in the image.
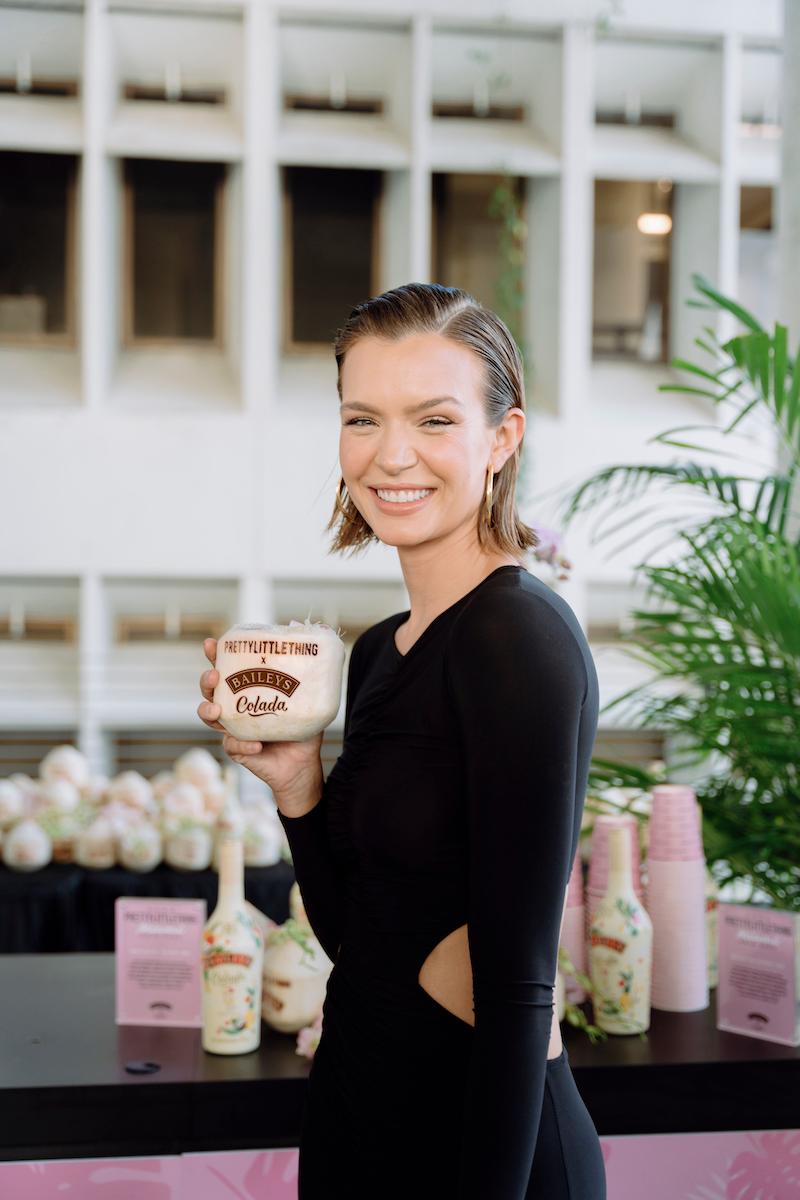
[197,638,324,816]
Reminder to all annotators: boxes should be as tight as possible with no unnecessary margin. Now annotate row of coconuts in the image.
[0,744,285,873]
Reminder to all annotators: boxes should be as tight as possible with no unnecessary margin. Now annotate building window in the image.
[112,729,227,778]
[592,728,666,771]
[0,151,77,345]
[593,178,672,363]
[740,186,773,231]
[431,173,525,314]
[595,110,675,128]
[284,92,383,115]
[0,614,75,642]
[0,731,79,779]
[283,166,381,350]
[0,78,79,98]
[123,158,226,345]
[739,186,776,327]
[115,613,228,644]
[122,84,225,106]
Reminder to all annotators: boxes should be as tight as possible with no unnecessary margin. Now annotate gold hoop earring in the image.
[484,464,494,521]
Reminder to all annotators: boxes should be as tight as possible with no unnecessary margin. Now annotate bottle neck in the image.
[607,827,635,896]
[216,839,244,911]
[608,863,634,894]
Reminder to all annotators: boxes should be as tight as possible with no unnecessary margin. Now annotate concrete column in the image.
[81,0,114,410]
[717,33,742,345]
[558,22,594,426]
[77,573,109,775]
[410,13,432,282]
[237,575,272,625]
[778,0,800,539]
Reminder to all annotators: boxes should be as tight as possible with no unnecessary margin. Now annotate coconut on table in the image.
[213,620,346,742]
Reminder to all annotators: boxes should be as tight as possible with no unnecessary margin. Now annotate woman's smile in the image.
[368,486,437,513]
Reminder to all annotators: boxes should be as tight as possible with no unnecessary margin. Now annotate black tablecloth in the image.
[1,955,799,1161]
[0,860,296,952]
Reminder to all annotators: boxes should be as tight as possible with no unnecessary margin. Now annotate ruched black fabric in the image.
[278,564,606,1199]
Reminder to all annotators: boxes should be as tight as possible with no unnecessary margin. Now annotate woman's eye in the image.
[344,417,452,428]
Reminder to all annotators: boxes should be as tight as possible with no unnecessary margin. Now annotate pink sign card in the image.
[115,898,207,1027]
[717,901,800,1047]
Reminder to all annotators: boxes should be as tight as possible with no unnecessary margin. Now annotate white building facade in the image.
[0,0,784,784]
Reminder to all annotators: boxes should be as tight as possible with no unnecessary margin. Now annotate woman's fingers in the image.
[196,700,226,732]
[222,734,263,757]
[199,667,219,703]
[199,640,261,748]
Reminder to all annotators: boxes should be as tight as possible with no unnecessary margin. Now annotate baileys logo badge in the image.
[225,668,300,698]
[224,667,301,719]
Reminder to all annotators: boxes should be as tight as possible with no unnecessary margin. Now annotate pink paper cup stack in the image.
[647,784,709,1012]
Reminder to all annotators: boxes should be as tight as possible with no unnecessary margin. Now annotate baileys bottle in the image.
[202,838,263,1054]
[588,826,653,1035]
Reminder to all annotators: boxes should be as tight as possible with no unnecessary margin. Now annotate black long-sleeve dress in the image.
[278,564,607,1199]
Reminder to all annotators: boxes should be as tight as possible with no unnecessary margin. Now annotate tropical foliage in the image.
[557,274,800,912]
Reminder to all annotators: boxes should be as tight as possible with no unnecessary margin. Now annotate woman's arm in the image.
[276,630,369,963]
[444,585,598,1200]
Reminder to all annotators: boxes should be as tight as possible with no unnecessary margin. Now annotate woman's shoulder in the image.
[446,567,593,693]
[453,566,585,639]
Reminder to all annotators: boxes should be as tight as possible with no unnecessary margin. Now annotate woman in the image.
[197,283,607,1199]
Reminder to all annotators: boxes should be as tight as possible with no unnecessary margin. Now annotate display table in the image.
[1,955,798,1198]
[0,861,295,953]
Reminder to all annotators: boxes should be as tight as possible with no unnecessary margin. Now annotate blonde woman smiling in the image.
[198,283,606,1200]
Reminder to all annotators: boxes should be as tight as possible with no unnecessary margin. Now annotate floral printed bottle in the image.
[202,838,263,1055]
[589,825,653,1035]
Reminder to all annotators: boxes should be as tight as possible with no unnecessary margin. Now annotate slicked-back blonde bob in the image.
[326,282,539,560]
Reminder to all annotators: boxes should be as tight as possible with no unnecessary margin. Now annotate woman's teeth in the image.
[375,489,433,503]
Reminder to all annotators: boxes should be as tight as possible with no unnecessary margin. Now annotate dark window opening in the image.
[595,110,676,128]
[122,84,226,106]
[592,178,672,363]
[432,101,525,122]
[284,93,384,115]
[284,165,380,348]
[740,185,773,231]
[0,151,76,342]
[0,77,78,97]
[125,157,225,343]
[431,172,526,317]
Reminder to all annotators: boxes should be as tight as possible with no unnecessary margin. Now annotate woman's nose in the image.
[373,431,418,471]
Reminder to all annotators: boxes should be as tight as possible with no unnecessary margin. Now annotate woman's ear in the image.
[493,407,525,466]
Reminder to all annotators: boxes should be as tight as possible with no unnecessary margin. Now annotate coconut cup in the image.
[261,923,332,1033]
[212,620,345,742]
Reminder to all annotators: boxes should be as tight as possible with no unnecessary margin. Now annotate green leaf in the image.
[691,273,765,333]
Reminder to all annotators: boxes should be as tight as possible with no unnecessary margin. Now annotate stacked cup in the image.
[562,847,587,1004]
[585,814,643,943]
[647,784,709,1012]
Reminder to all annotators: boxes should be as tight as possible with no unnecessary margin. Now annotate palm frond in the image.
[559,277,800,908]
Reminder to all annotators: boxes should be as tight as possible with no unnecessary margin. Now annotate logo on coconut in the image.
[224,668,300,718]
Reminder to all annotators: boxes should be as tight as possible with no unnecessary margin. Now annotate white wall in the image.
[0,0,784,772]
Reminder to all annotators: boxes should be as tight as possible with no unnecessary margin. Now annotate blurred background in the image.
[0,0,790,802]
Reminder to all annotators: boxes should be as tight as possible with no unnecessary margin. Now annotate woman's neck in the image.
[396,545,521,634]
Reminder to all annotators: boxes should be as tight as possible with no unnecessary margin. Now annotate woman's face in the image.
[339,332,523,551]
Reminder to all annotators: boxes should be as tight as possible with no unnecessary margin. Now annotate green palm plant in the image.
[554,273,800,912]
